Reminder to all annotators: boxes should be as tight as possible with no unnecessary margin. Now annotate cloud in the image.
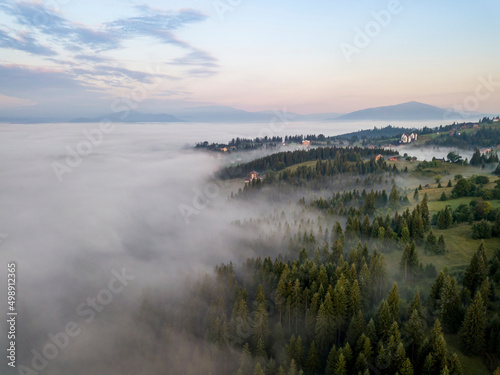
[0,28,56,56]
[0,64,86,96]
[0,93,36,108]
[106,5,208,47]
[0,0,119,51]
[171,49,218,68]
[0,2,219,117]
[74,54,110,63]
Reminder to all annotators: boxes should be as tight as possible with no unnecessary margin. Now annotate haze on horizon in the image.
[0,0,500,120]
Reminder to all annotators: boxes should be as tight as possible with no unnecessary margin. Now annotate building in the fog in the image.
[401,133,418,144]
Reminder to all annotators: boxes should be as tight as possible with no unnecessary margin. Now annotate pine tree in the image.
[376,300,393,341]
[361,214,371,237]
[448,353,463,375]
[240,343,253,374]
[406,309,424,361]
[439,276,462,333]
[400,241,419,281]
[325,345,338,375]
[429,271,446,315]
[253,362,265,375]
[332,280,348,343]
[291,279,302,334]
[399,358,414,375]
[463,242,487,295]
[315,293,335,351]
[256,338,267,358]
[425,230,438,254]
[421,195,430,230]
[411,213,425,244]
[437,235,446,254]
[437,206,453,229]
[354,353,367,374]
[366,318,377,345]
[387,283,400,323]
[346,310,366,345]
[400,224,411,244]
[306,341,320,375]
[479,277,491,306]
[288,359,298,375]
[253,297,270,347]
[389,185,399,208]
[460,291,486,355]
[333,353,347,375]
[349,280,361,317]
[409,291,424,319]
[413,188,419,202]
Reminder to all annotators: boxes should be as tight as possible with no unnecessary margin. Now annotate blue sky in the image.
[0,0,499,118]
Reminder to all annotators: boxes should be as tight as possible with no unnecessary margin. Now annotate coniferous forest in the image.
[128,143,500,375]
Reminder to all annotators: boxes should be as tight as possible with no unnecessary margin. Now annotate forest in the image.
[131,139,500,375]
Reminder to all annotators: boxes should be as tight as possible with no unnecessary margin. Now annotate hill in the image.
[334,101,479,121]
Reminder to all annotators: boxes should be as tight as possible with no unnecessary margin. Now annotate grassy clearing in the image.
[420,223,500,271]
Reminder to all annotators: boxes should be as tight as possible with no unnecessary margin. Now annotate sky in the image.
[0,0,500,119]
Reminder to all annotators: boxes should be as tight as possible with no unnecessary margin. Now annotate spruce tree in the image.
[366,318,377,346]
[421,195,430,230]
[406,309,424,360]
[376,300,394,341]
[346,310,366,345]
[325,345,338,375]
[460,291,486,355]
[437,235,446,254]
[400,224,411,244]
[437,206,452,229]
[448,353,463,375]
[387,283,400,323]
[439,276,462,333]
[306,341,320,375]
[463,243,487,294]
[425,230,438,254]
[253,362,265,375]
[389,185,399,208]
[333,353,346,375]
[399,358,414,375]
[400,241,419,281]
[315,293,335,351]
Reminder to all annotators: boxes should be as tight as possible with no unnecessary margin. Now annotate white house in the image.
[401,133,418,144]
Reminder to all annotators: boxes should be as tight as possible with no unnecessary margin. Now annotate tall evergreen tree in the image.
[387,283,400,323]
[421,195,430,230]
[439,276,462,333]
[306,341,320,375]
[376,300,394,341]
[463,242,487,295]
[425,230,438,254]
[315,293,335,351]
[460,291,486,355]
[400,241,419,281]
[333,353,347,375]
[405,309,424,361]
[437,235,446,254]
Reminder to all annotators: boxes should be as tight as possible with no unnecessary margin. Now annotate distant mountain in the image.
[297,113,344,121]
[71,110,183,123]
[334,101,479,121]
[169,106,299,123]
[169,106,344,123]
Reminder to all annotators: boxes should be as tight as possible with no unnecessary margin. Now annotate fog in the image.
[0,120,463,374]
